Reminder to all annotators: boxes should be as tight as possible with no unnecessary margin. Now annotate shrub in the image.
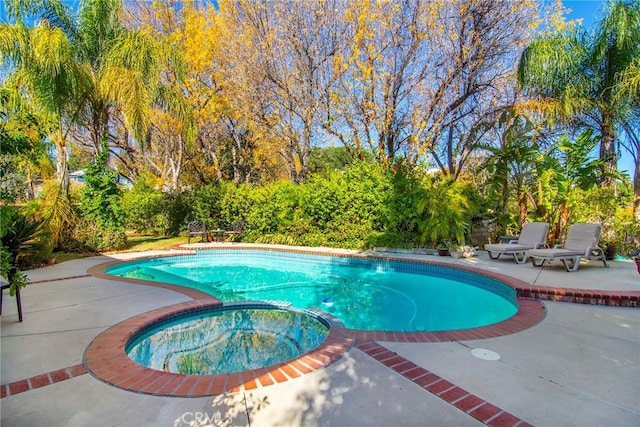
[163,191,193,236]
[244,180,300,237]
[418,177,477,246]
[121,172,166,234]
[76,142,126,250]
[126,159,439,250]
[0,207,51,294]
[72,218,127,252]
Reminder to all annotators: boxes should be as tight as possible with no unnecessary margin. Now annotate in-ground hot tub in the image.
[126,302,331,375]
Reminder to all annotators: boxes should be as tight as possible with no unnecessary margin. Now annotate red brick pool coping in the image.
[83,299,355,397]
[78,248,548,398]
[79,297,544,398]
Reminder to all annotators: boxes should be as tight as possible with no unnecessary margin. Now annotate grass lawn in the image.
[51,235,189,264]
[123,235,189,252]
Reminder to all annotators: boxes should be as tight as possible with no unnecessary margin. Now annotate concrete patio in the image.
[1,247,638,426]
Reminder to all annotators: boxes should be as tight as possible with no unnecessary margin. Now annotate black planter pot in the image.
[604,244,616,260]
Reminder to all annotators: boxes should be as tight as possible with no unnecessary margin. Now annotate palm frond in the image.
[0,23,29,65]
[78,0,124,62]
[518,32,588,95]
[156,85,197,146]
[30,24,73,76]
[106,30,162,94]
[592,0,640,63]
[39,179,76,247]
[100,65,150,143]
[615,59,640,100]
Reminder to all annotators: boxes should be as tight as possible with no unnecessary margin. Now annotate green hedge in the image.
[116,159,431,249]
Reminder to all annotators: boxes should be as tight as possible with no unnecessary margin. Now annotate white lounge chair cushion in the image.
[562,223,602,251]
[515,222,550,247]
[485,243,534,253]
[528,248,584,259]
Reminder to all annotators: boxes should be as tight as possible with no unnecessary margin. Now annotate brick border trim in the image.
[83,300,354,397]
[1,364,87,399]
[345,298,546,343]
[81,299,545,397]
[358,342,532,426]
[516,285,639,307]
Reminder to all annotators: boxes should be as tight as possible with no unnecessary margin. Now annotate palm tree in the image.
[616,60,640,220]
[0,12,82,193]
[1,0,169,172]
[517,0,640,188]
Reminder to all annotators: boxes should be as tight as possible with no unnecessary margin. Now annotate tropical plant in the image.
[2,0,191,182]
[533,129,610,241]
[480,111,541,230]
[0,4,82,194]
[0,207,48,295]
[417,177,474,247]
[518,0,640,189]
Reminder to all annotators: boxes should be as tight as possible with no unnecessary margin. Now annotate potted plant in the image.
[602,239,618,261]
[450,245,463,259]
[449,244,477,259]
[438,241,451,257]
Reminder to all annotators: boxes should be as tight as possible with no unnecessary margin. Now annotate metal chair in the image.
[187,220,207,244]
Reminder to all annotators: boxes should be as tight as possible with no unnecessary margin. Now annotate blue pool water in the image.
[107,250,518,332]
[126,305,328,375]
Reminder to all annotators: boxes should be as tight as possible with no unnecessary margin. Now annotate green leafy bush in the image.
[76,143,126,251]
[121,172,167,234]
[418,177,477,246]
[163,191,193,236]
[72,218,127,252]
[244,180,300,237]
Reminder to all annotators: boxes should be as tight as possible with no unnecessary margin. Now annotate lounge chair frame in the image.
[530,246,608,272]
[485,222,549,264]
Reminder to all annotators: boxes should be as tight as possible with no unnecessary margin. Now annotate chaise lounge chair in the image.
[528,223,608,272]
[485,222,549,264]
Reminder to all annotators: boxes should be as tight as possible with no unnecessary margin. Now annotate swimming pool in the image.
[106,249,518,332]
[126,303,330,375]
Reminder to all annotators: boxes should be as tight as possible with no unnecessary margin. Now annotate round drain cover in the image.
[471,348,501,361]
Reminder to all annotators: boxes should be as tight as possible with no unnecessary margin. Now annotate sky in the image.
[563,0,608,26]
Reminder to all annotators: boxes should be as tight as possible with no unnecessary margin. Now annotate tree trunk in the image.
[600,116,617,187]
[634,157,640,222]
[447,125,455,176]
[55,139,69,197]
[518,190,527,228]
